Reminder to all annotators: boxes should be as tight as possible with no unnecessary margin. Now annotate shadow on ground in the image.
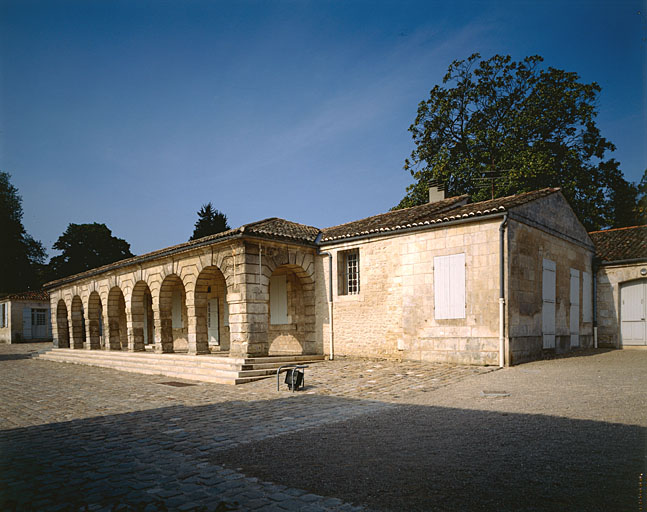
[0,396,644,512]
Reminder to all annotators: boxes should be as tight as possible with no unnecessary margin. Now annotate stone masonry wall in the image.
[316,219,503,365]
[507,217,594,364]
[596,263,646,347]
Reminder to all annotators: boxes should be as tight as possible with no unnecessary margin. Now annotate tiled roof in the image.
[45,218,320,288]
[589,225,647,262]
[1,290,49,301]
[320,188,561,242]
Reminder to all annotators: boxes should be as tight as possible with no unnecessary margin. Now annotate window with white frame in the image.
[434,253,466,319]
[270,274,289,324]
[338,249,360,295]
[0,303,7,328]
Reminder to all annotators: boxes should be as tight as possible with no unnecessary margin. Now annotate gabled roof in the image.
[589,225,647,263]
[1,290,49,302]
[320,187,561,242]
[44,218,320,289]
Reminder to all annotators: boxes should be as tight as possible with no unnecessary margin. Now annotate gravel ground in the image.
[214,349,647,512]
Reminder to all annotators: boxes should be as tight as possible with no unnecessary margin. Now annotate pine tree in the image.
[190,203,230,241]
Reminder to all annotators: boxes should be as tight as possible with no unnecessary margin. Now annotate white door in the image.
[542,259,556,349]
[31,309,47,339]
[621,280,647,346]
[570,269,580,347]
[208,298,219,345]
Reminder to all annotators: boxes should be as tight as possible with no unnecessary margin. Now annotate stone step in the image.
[36,349,324,385]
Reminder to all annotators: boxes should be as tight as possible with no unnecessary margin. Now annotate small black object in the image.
[284,368,304,390]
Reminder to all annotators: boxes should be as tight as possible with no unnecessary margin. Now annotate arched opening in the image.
[70,296,86,349]
[268,264,315,355]
[159,274,187,353]
[56,299,70,348]
[131,281,154,352]
[87,292,103,350]
[107,287,128,350]
[195,266,229,354]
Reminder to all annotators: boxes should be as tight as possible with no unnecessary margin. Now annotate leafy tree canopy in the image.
[0,172,46,293]
[397,53,640,230]
[48,223,134,281]
[190,203,230,241]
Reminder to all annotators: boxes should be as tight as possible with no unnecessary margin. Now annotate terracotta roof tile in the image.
[320,188,560,242]
[1,290,49,301]
[589,225,647,262]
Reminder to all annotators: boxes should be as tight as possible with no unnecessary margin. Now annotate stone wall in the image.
[596,263,646,347]
[48,239,317,358]
[317,218,504,365]
[507,216,595,364]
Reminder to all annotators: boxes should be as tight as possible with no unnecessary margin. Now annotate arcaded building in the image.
[44,187,601,377]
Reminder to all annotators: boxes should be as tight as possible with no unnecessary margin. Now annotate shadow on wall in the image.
[0,396,643,512]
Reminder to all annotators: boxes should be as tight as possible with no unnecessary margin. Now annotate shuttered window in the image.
[582,271,592,322]
[434,253,466,319]
[0,303,6,328]
[270,275,289,324]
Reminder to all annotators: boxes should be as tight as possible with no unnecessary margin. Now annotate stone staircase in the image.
[35,349,326,385]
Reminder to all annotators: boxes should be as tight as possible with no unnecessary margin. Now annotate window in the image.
[270,275,289,324]
[32,309,47,326]
[434,253,466,319]
[172,289,184,328]
[0,303,6,328]
[338,249,360,295]
[582,271,592,322]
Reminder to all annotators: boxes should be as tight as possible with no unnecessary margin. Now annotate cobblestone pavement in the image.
[0,343,494,511]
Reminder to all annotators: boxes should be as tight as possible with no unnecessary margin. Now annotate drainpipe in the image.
[315,233,334,360]
[499,213,509,368]
[593,259,598,348]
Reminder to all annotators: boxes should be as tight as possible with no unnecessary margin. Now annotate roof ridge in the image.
[589,224,647,234]
[322,194,469,232]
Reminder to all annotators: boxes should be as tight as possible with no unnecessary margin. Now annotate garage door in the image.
[621,279,647,346]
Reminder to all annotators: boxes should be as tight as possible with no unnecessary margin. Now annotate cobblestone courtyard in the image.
[1,343,645,511]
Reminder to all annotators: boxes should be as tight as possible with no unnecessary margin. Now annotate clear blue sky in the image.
[1,0,645,256]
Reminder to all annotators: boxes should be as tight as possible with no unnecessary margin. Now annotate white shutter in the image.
[0,303,6,328]
[172,289,183,328]
[582,271,592,322]
[542,259,556,348]
[570,269,580,347]
[208,298,219,344]
[23,307,32,339]
[434,253,465,320]
[270,275,289,324]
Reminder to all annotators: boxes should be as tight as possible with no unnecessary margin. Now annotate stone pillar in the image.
[50,305,60,348]
[187,304,209,355]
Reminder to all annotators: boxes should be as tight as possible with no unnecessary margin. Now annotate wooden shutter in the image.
[434,253,465,320]
[570,269,580,347]
[270,275,289,324]
[582,271,592,322]
[23,307,32,339]
[542,259,556,349]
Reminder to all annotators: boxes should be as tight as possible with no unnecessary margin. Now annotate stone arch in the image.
[131,281,154,352]
[56,299,70,348]
[267,263,316,355]
[194,266,230,354]
[159,274,188,353]
[70,295,86,349]
[87,292,103,350]
[107,287,128,350]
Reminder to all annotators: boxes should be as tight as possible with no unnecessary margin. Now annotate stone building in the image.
[44,187,598,373]
[0,290,51,344]
[590,225,647,348]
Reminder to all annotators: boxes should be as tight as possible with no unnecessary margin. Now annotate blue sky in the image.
[1,0,645,256]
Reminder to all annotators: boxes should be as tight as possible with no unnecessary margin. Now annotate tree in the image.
[48,223,134,281]
[0,172,46,293]
[397,53,639,230]
[635,169,647,224]
[190,203,230,240]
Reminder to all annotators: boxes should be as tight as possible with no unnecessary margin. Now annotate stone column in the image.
[187,304,209,355]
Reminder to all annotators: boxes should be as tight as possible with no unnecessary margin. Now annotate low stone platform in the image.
[36,348,325,385]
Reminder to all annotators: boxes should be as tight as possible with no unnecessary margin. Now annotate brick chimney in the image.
[428,183,445,203]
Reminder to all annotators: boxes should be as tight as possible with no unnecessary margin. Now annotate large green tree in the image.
[48,223,134,281]
[0,172,46,293]
[190,203,230,241]
[398,53,639,230]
